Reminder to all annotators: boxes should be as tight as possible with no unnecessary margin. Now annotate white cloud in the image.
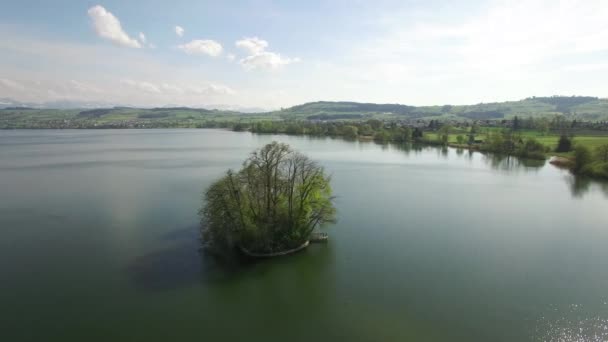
[239,52,300,71]
[236,37,268,55]
[190,84,236,95]
[87,5,141,48]
[175,26,185,37]
[0,78,25,91]
[226,53,236,61]
[121,79,161,93]
[235,37,299,70]
[69,80,103,94]
[122,79,235,96]
[178,39,223,57]
[138,32,146,44]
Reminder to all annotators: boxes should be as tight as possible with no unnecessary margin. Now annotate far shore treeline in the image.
[2,96,608,180]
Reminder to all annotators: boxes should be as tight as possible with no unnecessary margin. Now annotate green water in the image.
[1,129,607,341]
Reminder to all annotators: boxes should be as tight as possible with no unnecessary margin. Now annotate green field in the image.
[425,129,608,157]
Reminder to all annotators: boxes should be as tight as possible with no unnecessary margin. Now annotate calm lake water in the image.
[1,129,608,341]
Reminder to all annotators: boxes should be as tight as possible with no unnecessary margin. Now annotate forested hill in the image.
[2,96,608,129]
[275,96,608,121]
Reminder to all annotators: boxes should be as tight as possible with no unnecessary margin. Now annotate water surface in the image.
[1,129,607,341]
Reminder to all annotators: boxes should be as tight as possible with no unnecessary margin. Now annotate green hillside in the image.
[275,96,608,121]
[1,96,607,129]
[0,107,278,129]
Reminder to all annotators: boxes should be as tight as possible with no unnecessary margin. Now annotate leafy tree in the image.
[200,142,336,254]
[596,144,608,162]
[374,130,391,143]
[556,135,572,152]
[467,133,475,145]
[470,123,479,135]
[340,125,358,139]
[573,145,592,172]
[517,138,545,159]
[397,127,412,142]
[438,124,450,145]
[412,127,424,141]
[359,124,374,136]
[367,119,382,130]
[536,118,550,136]
[456,135,464,145]
[513,116,521,131]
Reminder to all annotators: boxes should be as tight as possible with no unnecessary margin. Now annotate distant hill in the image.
[2,96,607,129]
[275,96,608,121]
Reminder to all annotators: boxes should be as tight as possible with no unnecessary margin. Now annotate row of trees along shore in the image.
[228,119,608,180]
[236,119,568,158]
[572,144,608,179]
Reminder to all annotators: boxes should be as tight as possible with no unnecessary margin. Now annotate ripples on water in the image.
[535,304,608,342]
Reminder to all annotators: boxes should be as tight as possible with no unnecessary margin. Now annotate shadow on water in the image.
[566,175,608,198]
[126,224,334,291]
[127,225,204,291]
[482,153,545,172]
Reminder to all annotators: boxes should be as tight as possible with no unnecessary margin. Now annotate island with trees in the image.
[200,142,336,257]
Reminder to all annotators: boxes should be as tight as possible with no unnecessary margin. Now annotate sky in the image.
[0,0,607,109]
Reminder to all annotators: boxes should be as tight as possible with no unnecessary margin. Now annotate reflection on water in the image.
[567,175,608,198]
[127,226,203,291]
[2,129,608,342]
[127,224,335,292]
[482,153,545,172]
[535,304,608,342]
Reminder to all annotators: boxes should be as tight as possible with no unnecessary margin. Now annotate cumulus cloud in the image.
[178,39,223,57]
[138,32,146,44]
[190,84,235,95]
[0,78,25,91]
[121,79,161,93]
[87,5,141,48]
[175,26,185,37]
[235,37,299,70]
[236,37,268,55]
[121,79,235,96]
[69,80,103,94]
[240,52,300,71]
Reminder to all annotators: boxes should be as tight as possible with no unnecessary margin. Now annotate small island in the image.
[200,142,336,257]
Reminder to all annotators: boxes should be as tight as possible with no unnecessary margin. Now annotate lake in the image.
[1,129,607,341]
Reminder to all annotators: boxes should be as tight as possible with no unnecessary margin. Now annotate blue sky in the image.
[1,0,607,109]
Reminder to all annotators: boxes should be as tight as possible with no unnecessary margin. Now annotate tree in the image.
[438,124,450,145]
[340,125,358,139]
[555,135,572,152]
[374,130,391,143]
[412,127,424,141]
[470,123,479,135]
[467,133,475,145]
[367,119,382,130]
[573,145,592,172]
[456,135,464,145]
[513,116,520,131]
[537,118,550,136]
[200,142,336,254]
[596,144,608,162]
